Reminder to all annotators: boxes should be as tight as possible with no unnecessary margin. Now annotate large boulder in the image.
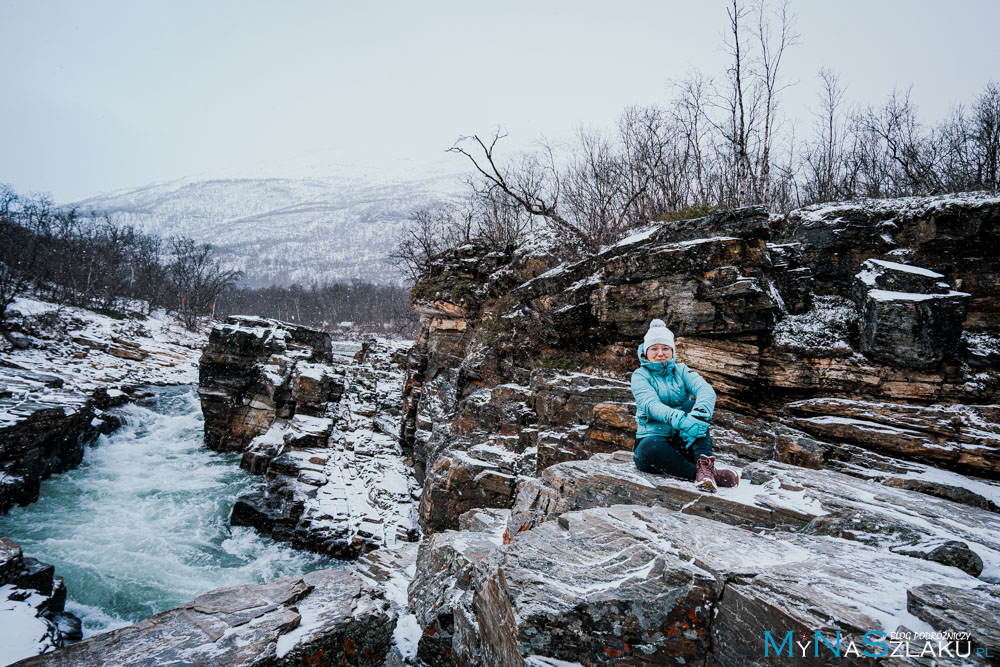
[852,258,970,369]
[16,568,394,667]
[455,505,981,666]
[418,447,525,535]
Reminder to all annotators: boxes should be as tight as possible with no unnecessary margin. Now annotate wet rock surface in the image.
[16,567,394,667]
[451,505,978,666]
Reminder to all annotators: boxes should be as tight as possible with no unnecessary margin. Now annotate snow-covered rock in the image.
[451,504,983,665]
[15,567,395,667]
[782,191,1000,330]
[198,318,419,557]
[0,538,80,664]
[852,259,970,369]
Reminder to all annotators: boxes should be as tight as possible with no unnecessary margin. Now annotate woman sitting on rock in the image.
[630,319,738,492]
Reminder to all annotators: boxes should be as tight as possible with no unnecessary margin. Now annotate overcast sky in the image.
[2,0,998,202]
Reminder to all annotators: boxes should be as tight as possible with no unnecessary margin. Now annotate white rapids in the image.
[0,385,338,639]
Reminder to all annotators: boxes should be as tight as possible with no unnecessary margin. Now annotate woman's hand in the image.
[678,414,709,447]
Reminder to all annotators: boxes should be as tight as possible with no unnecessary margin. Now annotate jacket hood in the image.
[637,342,677,376]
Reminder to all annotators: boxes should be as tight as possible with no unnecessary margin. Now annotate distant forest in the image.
[213,283,414,334]
[0,185,414,333]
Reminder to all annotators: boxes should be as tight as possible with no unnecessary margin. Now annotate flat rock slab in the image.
[788,397,1000,476]
[461,505,979,666]
[508,453,1000,581]
[508,452,827,538]
[906,584,1000,658]
[16,568,394,667]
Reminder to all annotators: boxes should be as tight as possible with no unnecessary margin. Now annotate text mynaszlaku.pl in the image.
[764,630,990,659]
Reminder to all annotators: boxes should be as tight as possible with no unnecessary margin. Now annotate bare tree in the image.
[469,181,535,250]
[168,237,242,330]
[448,131,585,244]
[388,204,473,283]
[618,105,678,218]
[847,89,940,197]
[672,74,714,205]
[803,68,848,202]
[971,81,1000,189]
[449,126,667,255]
[752,0,799,207]
[721,0,758,206]
[562,127,633,246]
[940,81,1000,191]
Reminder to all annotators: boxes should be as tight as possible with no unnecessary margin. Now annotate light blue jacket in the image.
[630,343,717,439]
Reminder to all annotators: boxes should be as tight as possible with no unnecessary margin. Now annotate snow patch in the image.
[772,295,856,353]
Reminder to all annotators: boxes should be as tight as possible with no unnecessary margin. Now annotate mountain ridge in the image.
[66,170,465,287]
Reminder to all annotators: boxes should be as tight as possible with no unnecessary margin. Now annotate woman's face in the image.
[647,344,673,362]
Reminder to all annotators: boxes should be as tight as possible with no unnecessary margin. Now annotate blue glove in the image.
[666,408,686,430]
[678,415,709,448]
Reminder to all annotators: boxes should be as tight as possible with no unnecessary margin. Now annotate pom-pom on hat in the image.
[643,319,675,353]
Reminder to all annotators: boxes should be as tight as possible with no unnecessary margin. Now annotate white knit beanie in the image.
[643,319,675,353]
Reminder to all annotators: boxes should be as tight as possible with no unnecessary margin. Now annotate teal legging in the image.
[633,398,712,480]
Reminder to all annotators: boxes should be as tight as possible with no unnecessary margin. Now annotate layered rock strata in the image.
[393,195,1000,663]
[402,198,1000,547]
[0,385,97,514]
[779,191,1000,330]
[198,315,334,452]
[508,454,1000,578]
[198,317,420,557]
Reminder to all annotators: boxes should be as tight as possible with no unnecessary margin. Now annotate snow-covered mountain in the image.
[68,167,465,287]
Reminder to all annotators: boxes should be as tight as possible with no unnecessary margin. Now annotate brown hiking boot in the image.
[713,465,740,488]
[694,455,717,493]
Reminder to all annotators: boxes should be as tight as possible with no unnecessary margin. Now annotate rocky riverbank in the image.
[198,316,420,558]
[1,298,204,514]
[0,538,80,665]
[1,297,204,663]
